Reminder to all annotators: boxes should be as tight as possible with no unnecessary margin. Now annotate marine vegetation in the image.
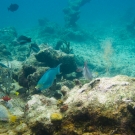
[55,40,73,54]
[55,40,63,50]
[101,38,114,75]
[60,40,73,54]
[0,66,13,94]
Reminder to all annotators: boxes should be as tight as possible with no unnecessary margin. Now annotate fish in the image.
[30,43,40,53]
[2,96,11,102]
[17,35,31,45]
[35,64,61,91]
[92,72,98,78]
[9,115,17,123]
[8,4,19,12]
[0,63,8,68]
[83,62,92,80]
[76,66,83,72]
[14,92,19,96]
[0,61,12,68]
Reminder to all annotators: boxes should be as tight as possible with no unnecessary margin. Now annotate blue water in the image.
[79,0,135,26]
[0,0,67,30]
[0,0,135,77]
[0,0,135,31]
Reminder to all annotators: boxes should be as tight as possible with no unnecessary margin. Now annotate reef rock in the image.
[25,94,59,134]
[35,47,77,74]
[24,75,135,135]
[63,0,91,27]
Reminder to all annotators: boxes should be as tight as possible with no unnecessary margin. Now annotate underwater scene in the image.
[1,0,135,135]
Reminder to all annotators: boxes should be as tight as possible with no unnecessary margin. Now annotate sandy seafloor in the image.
[19,22,135,78]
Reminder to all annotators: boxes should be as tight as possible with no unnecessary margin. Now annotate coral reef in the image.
[17,65,36,88]
[37,18,91,42]
[35,47,77,74]
[63,0,91,27]
[0,27,17,44]
[0,66,13,94]
[1,24,135,134]
[0,2,135,134]
[0,44,11,59]
[0,75,133,135]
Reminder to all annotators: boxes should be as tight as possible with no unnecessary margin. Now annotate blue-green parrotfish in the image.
[35,64,61,91]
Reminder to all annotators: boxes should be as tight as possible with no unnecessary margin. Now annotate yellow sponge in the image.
[50,113,63,122]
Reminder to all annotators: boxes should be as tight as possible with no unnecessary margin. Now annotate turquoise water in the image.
[0,0,67,30]
[0,1,135,134]
[0,0,135,77]
[0,0,134,30]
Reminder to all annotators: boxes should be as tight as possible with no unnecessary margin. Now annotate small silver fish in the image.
[83,62,92,80]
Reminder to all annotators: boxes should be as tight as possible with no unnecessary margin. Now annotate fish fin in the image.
[57,63,62,74]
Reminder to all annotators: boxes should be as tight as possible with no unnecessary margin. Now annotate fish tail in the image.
[57,63,62,74]
[9,114,17,123]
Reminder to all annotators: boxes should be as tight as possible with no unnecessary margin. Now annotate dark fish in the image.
[17,35,31,45]
[8,4,19,12]
[30,43,40,53]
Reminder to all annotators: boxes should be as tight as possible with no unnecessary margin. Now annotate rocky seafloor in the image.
[0,17,135,135]
[1,75,135,135]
